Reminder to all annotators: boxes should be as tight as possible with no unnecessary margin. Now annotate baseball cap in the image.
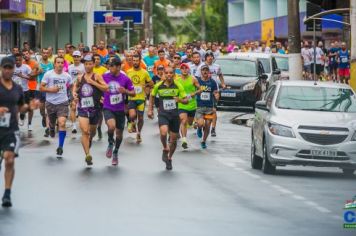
[200,64,209,71]
[83,55,93,62]
[1,57,15,68]
[109,57,122,66]
[73,50,81,57]
[157,65,165,70]
[180,63,190,69]
[83,46,90,53]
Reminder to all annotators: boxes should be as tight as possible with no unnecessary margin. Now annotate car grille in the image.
[298,126,349,145]
[296,150,350,161]
[299,133,348,145]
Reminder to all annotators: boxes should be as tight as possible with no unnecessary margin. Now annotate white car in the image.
[251,80,356,175]
[272,54,290,81]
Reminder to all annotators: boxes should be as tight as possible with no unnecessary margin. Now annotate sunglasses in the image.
[174,57,181,59]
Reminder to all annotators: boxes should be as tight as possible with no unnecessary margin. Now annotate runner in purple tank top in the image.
[103,58,135,166]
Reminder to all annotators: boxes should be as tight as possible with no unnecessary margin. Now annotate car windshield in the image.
[275,57,289,71]
[276,86,356,113]
[259,58,271,73]
[216,59,257,77]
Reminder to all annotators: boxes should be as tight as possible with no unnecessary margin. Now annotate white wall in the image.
[244,0,260,23]
[228,2,244,27]
[261,0,277,20]
[277,0,287,17]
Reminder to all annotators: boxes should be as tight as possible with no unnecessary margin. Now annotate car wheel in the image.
[251,133,262,169]
[342,169,355,177]
[262,138,276,175]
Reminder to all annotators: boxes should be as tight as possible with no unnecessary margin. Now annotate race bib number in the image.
[341,57,348,63]
[200,92,211,101]
[0,113,11,128]
[81,97,94,108]
[134,86,143,94]
[110,94,123,105]
[147,66,154,72]
[163,99,176,111]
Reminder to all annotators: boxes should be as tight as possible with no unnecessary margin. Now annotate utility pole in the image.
[287,0,302,80]
[55,0,59,51]
[124,20,133,50]
[69,0,73,44]
[144,0,150,42]
[350,0,356,90]
[149,0,153,44]
[201,0,206,41]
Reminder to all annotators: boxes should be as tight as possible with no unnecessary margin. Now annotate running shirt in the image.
[38,61,54,83]
[122,60,147,73]
[77,74,103,112]
[301,48,312,66]
[176,75,197,111]
[152,75,163,84]
[188,62,203,77]
[338,49,350,69]
[151,80,186,116]
[103,72,134,112]
[23,59,38,91]
[0,81,24,135]
[13,64,32,92]
[93,66,108,76]
[42,70,72,105]
[196,77,218,108]
[153,59,170,75]
[309,47,324,65]
[328,47,339,65]
[195,63,222,82]
[127,68,151,101]
[143,55,159,78]
[68,63,85,84]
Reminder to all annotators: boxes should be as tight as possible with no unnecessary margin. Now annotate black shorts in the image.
[330,63,338,72]
[24,90,36,104]
[103,109,125,130]
[178,109,196,118]
[37,91,46,103]
[0,131,20,154]
[158,113,180,133]
[311,64,323,75]
[78,109,100,125]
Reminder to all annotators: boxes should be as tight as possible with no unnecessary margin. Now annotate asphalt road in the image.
[0,110,355,236]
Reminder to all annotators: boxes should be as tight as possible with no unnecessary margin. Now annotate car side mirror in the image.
[259,74,268,80]
[273,69,281,75]
[255,100,269,111]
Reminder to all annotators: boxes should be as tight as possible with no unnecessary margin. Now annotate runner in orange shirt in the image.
[153,49,170,75]
[97,40,108,58]
[122,51,147,73]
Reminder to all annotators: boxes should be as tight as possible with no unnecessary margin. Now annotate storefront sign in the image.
[94,10,143,25]
[4,0,45,21]
[0,0,26,13]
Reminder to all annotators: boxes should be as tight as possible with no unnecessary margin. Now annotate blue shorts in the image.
[178,109,196,118]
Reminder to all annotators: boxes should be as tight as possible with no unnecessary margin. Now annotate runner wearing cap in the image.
[0,57,29,207]
[72,55,108,166]
[68,50,85,134]
[195,64,219,149]
[176,63,200,149]
[195,51,226,137]
[103,58,135,166]
[40,57,72,158]
[148,66,188,170]
[127,54,153,143]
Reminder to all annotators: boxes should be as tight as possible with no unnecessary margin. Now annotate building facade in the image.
[228,0,344,45]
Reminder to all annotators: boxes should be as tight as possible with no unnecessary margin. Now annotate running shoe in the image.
[201,142,207,149]
[28,124,33,132]
[112,152,119,166]
[106,144,113,158]
[44,128,49,137]
[162,150,169,163]
[42,117,46,127]
[136,133,142,144]
[128,122,133,133]
[211,128,217,137]
[166,160,173,170]
[56,147,63,158]
[182,141,188,149]
[1,195,12,208]
[197,128,203,138]
[50,128,55,138]
[85,154,93,166]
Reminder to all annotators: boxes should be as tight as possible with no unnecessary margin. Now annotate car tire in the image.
[342,169,355,177]
[251,133,262,169]
[262,138,276,175]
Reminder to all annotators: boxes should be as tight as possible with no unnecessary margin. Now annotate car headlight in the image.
[242,81,257,91]
[268,122,295,138]
[352,132,356,141]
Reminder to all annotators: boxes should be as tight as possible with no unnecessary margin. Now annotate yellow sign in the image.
[261,19,274,46]
[350,61,356,91]
[5,0,45,21]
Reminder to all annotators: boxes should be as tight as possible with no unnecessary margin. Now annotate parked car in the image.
[215,55,267,109]
[251,80,356,175]
[272,54,290,81]
[232,52,281,82]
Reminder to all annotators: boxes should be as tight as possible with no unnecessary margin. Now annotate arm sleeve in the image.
[151,82,161,96]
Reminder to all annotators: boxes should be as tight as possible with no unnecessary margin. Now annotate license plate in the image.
[311,149,337,157]
[221,92,236,98]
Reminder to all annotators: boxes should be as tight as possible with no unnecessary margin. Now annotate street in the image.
[0,110,354,236]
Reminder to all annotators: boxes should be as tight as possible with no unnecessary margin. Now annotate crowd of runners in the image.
[0,40,227,207]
